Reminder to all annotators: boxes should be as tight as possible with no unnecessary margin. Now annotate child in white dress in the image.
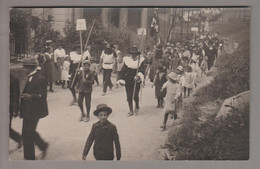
[61,56,71,88]
[183,66,196,98]
[160,72,182,130]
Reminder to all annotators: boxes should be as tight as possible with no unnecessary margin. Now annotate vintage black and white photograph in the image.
[9,7,250,161]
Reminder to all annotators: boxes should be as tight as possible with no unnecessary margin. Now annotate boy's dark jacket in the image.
[77,69,95,93]
[83,120,121,160]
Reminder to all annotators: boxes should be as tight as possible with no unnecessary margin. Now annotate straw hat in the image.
[93,104,112,116]
[167,72,178,81]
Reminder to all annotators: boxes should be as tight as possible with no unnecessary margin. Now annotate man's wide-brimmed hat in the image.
[93,104,112,116]
[129,46,141,55]
[167,72,178,81]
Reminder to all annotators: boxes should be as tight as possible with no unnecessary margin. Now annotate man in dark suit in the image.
[20,58,49,160]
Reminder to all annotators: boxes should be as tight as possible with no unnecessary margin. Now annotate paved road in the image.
[9,74,170,160]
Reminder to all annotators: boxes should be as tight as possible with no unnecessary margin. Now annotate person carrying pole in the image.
[69,18,96,105]
[117,46,145,117]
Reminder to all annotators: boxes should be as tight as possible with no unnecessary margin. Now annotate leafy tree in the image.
[31,15,62,53]
[63,19,131,59]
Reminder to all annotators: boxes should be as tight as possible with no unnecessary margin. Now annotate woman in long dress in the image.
[44,47,57,92]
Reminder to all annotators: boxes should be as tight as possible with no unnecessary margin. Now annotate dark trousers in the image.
[78,92,92,117]
[207,56,215,70]
[125,82,141,112]
[9,113,21,143]
[157,98,164,107]
[94,73,99,85]
[22,118,47,160]
[70,63,79,100]
[103,69,113,93]
[184,87,191,97]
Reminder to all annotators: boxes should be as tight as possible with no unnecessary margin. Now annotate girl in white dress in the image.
[160,72,182,130]
[61,56,71,88]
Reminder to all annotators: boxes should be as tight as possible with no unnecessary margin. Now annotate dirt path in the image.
[9,75,170,160]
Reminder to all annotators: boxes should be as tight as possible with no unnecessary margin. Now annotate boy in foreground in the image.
[82,104,121,160]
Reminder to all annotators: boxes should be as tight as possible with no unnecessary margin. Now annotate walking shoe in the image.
[49,89,54,92]
[156,105,160,108]
[84,115,90,122]
[160,124,166,131]
[79,115,85,122]
[134,108,139,116]
[109,85,113,90]
[127,112,134,117]
[102,93,106,96]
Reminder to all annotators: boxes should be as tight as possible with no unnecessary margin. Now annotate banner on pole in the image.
[191,27,199,32]
[76,19,87,31]
[137,28,147,36]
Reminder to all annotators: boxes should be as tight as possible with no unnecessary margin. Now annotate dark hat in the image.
[129,46,141,55]
[186,65,192,72]
[93,104,112,116]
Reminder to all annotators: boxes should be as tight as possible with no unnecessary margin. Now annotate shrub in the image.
[168,103,249,160]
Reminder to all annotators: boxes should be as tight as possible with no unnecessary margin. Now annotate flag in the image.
[150,9,159,38]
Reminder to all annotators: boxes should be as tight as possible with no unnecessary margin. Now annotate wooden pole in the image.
[180,8,183,44]
[83,18,96,51]
[70,19,96,88]
[166,8,177,43]
[80,30,83,56]
[187,8,190,38]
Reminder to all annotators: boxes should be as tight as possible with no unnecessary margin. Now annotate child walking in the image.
[183,66,196,98]
[82,104,121,160]
[61,55,71,89]
[160,72,182,130]
[152,65,167,108]
[77,60,95,122]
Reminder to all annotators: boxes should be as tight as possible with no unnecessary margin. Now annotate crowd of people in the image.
[145,32,224,130]
[9,31,224,160]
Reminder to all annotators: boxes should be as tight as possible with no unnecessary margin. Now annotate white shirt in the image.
[54,48,66,62]
[100,51,115,69]
[83,50,91,60]
[70,51,82,64]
